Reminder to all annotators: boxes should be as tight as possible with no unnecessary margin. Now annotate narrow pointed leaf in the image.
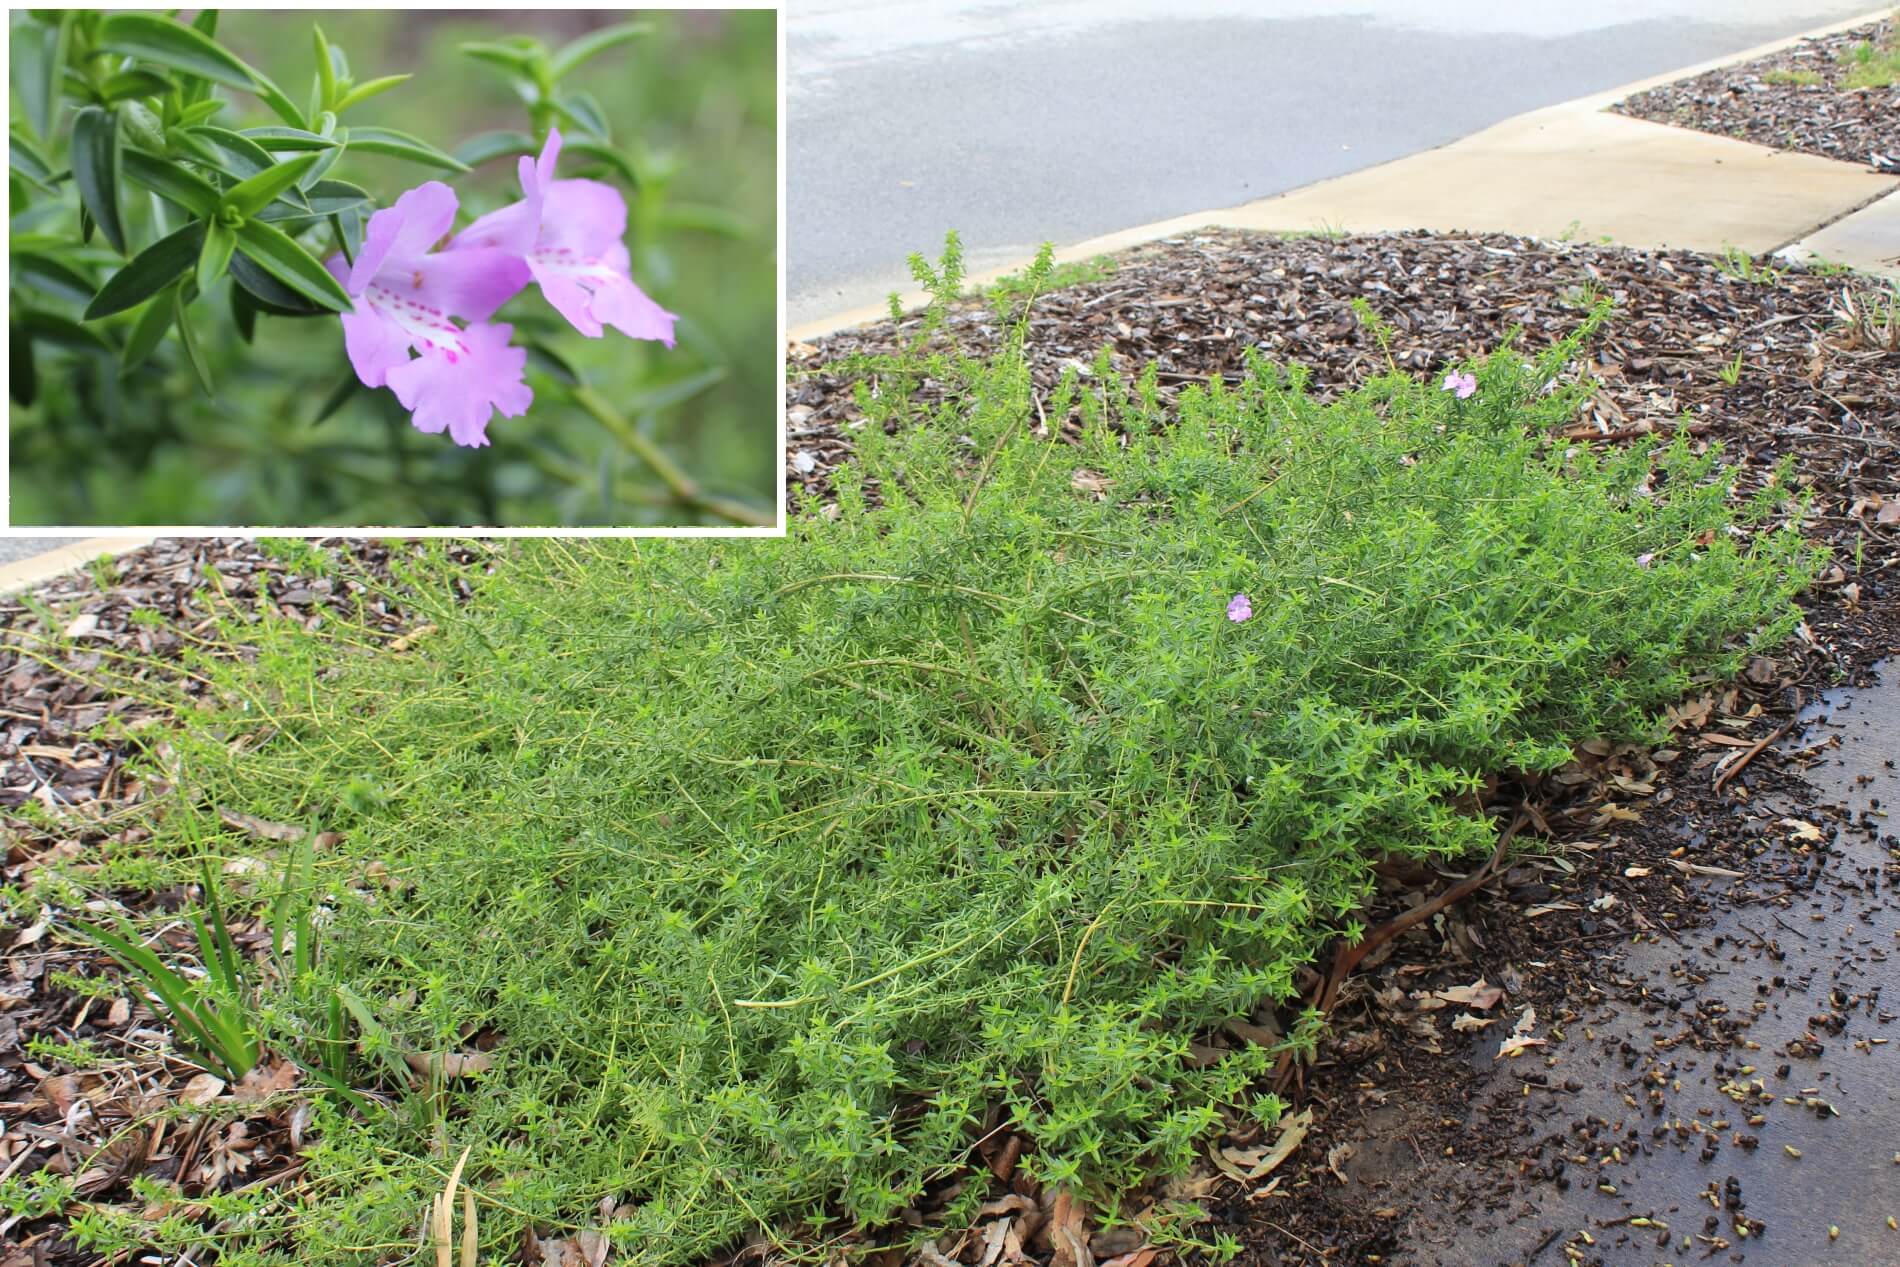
[453,130,537,168]
[230,278,258,342]
[85,221,206,319]
[553,90,610,142]
[120,148,220,218]
[98,12,259,91]
[564,140,639,188]
[197,217,237,295]
[16,309,115,353]
[313,372,361,424]
[256,178,371,224]
[229,251,326,316]
[241,126,342,152]
[222,152,322,219]
[9,130,57,189]
[312,24,336,110]
[458,41,542,76]
[343,126,469,172]
[12,252,97,305]
[71,107,128,254]
[233,218,353,313]
[331,73,411,115]
[10,324,36,407]
[122,286,180,372]
[10,13,71,141]
[549,21,651,80]
[183,126,278,179]
[98,68,173,101]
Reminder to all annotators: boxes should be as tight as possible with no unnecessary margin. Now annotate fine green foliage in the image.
[57,251,1816,1263]
[978,253,1116,313]
[1839,28,1900,88]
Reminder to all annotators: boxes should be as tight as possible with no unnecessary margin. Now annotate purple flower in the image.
[454,129,677,346]
[1636,552,1655,569]
[386,321,533,448]
[1440,370,1477,400]
[327,182,533,446]
[1226,593,1253,623]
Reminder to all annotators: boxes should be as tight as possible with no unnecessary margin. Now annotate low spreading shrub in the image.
[57,249,1816,1262]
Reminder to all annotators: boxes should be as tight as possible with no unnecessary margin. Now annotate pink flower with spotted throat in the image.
[1226,593,1253,623]
[328,182,532,447]
[454,128,676,345]
[1440,369,1477,400]
[330,130,677,447]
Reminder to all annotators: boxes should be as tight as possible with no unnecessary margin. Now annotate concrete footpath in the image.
[0,538,154,595]
[790,6,1898,343]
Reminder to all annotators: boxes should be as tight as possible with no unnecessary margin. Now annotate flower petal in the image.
[383,321,532,448]
[537,178,627,257]
[413,247,531,323]
[349,181,459,295]
[338,301,415,389]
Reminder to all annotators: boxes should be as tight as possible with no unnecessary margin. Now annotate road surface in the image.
[787,0,1879,324]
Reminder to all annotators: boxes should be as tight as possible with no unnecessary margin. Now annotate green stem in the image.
[570,385,773,527]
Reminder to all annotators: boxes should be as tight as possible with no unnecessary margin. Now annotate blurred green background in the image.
[9,9,778,527]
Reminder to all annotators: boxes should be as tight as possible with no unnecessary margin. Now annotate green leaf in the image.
[228,251,326,316]
[313,372,361,424]
[660,202,752,240]
[332,73,410,115]
[241,126,342,152]
[119,101,169,152]
[84,221,206,320]
[312,24,336,111]
[221,152,322,220]
[564,140,639,188]
[99,12,303,127]
[554,90,611,142]
[174,287,214,396]
[197,217,237,294]
[12,251,96,304]
[16,308,115,353]
[453,130,538,168]
[98,68,172,102]
[233,218,353,313]
[10,324,36,407]
[175,99,225,127]
[10,12,71,142]
[344,126,470,172]
[255,178,371,224]
[458,39,543,77]
[183,125,278,179]
[122,286,179,372]
[549,21,651,80]
[70,106,127,254]
[120,148,220,218]
[98,12,258,92]
[9,130,58,191]
[229,279,259,342]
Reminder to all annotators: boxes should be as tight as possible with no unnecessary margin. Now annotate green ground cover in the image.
[31,253,1817,1262]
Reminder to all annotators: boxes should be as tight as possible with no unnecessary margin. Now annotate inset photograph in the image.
[9,9,777,528]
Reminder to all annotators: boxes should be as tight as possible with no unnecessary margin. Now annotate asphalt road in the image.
[787,0,1880,325]
[0,537,80,567]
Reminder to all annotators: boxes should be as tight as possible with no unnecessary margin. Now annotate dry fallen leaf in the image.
[404,1050,495,1080]
[1214,1107,1313,1182]
[1433,980,1504,1010]
[232,1060,300,1102]
[1781,818,1823,842]
[1451,1013,1496,1033]
[1496,1035,1548,1059]
[180,1073,226,1106]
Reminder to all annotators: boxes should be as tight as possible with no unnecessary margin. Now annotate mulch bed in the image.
[1610,17,1899,173]
[5,228,1898,1265]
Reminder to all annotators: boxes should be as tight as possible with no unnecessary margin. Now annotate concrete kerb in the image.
[788,6,1900,344]
[0,537,158,597]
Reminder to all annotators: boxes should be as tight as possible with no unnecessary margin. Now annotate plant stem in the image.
[570,384,772,527]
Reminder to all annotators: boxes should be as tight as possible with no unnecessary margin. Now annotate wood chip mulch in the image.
[1610,17,1899,173]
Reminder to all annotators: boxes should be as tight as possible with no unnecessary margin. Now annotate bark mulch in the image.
[0,539,482,1262]
[1610,16,1899,173]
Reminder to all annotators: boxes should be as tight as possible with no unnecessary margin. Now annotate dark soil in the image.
[1610,17,1899,174]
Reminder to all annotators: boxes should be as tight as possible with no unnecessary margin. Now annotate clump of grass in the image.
[1839,28,1900,88]
[53,246,1818,1264]
[1763,68,1822,86]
